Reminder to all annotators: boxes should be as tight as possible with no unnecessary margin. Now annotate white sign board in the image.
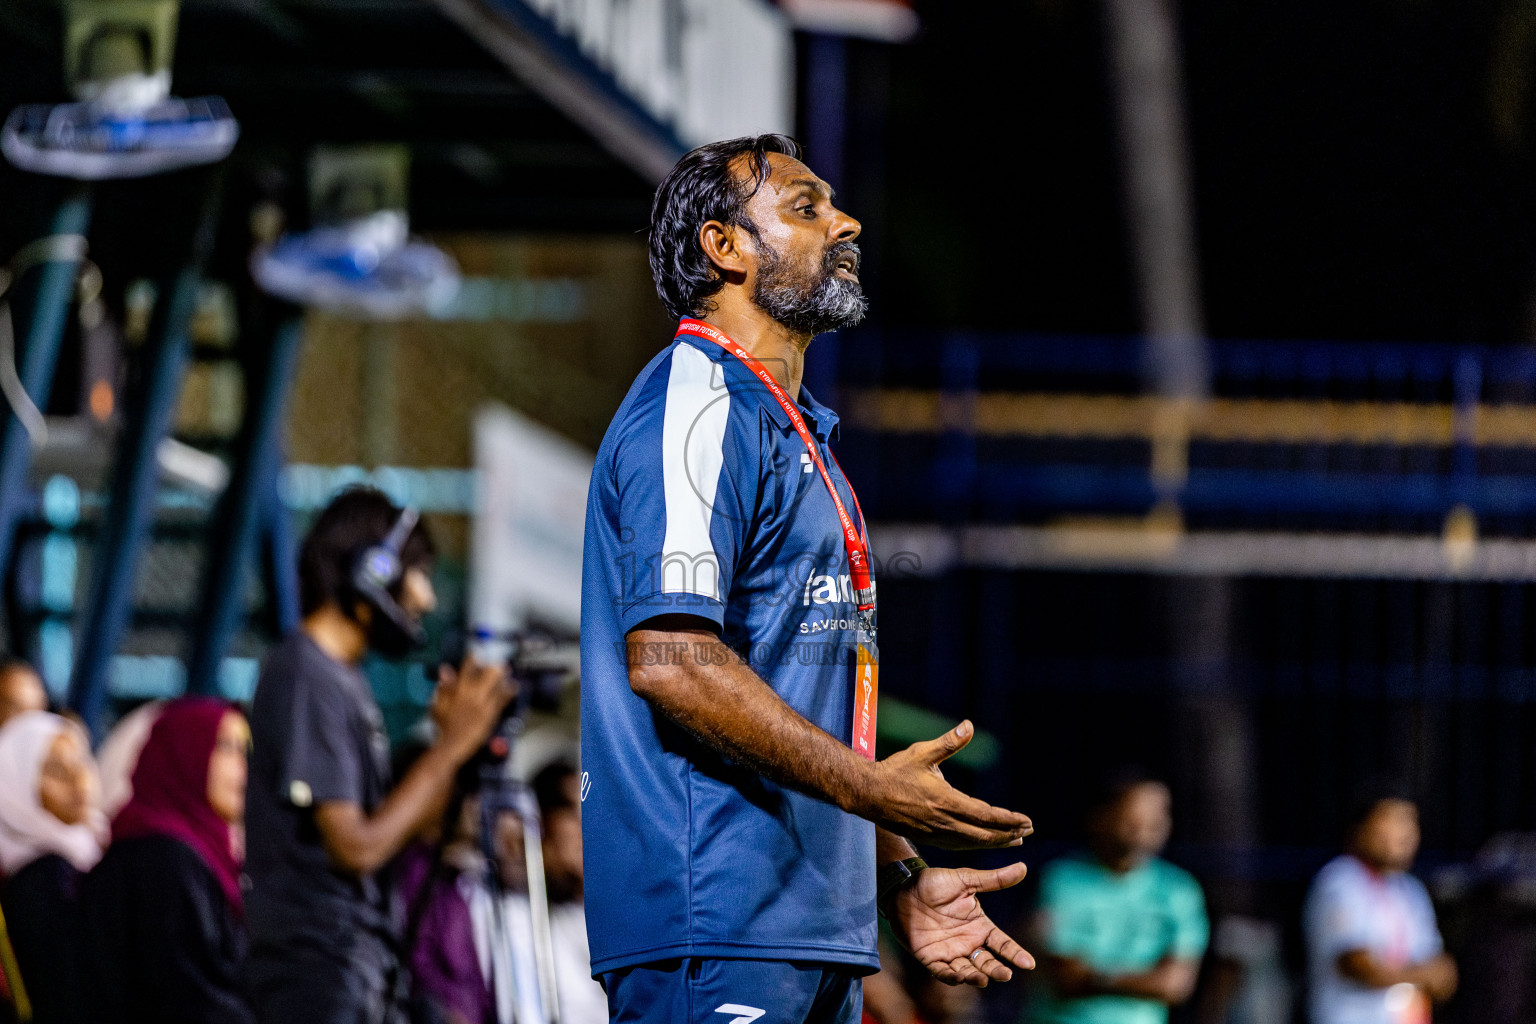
[471,403,593,637]
[523,0,791,148]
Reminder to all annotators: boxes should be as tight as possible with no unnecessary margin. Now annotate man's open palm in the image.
[889,862,1035,988]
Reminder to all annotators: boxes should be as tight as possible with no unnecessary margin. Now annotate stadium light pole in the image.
[1102,0,1259,916]
[0,187,93,613]
[67,171,222,736]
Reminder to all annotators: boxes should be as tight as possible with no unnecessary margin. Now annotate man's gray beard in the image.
[752,240,869,336]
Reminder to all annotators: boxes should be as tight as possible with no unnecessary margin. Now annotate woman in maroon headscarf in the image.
[79,697,254,1024]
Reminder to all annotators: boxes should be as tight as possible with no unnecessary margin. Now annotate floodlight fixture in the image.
[2,0,239,179]
[250,146,460,320]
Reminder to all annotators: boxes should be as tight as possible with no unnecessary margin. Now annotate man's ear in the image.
[699,220,750,284]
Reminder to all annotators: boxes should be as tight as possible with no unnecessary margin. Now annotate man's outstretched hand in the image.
[888,862,1035,988]
[860,721,1033,849]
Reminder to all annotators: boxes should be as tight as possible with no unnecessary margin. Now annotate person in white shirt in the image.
[528,761,606,1024]
[470,761,607,1024]
[1304,787,1456,1024]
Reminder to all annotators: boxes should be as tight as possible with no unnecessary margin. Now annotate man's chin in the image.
[815,295,869,335]
[752,272,869,336]
[777,310,866,338]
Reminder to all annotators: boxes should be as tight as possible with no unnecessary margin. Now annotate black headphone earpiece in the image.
[351,506,427,651]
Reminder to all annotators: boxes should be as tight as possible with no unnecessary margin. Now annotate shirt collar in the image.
[678,335,842,443]
[763,380,841,444]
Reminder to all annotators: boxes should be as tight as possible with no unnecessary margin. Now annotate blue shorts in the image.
[601,958,863,1024]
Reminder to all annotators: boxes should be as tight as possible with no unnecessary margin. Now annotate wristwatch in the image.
[876,856,928,918]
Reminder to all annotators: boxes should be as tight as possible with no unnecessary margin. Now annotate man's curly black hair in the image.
[648,134,803,322]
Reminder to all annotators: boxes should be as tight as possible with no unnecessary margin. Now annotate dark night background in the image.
[844,0,1536,344]
[8,2,1536,1019]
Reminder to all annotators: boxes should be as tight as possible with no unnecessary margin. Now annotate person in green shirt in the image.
[1026,769,1208,1024]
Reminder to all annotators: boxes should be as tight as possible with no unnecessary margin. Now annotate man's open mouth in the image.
[833,249,860,279]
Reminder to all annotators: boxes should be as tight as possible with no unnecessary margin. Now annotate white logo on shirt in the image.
[802,568,854,606]
[580,771,591,802]
[714,1006,765,1024]
[800,453,813,474]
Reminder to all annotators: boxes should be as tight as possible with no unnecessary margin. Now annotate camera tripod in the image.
[474,732,562,1024]
[406,711,562,1024]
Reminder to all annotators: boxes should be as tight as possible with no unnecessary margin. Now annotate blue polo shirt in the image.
[580,333,878,976]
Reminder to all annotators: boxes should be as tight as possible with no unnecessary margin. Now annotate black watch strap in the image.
[876,856,928,918]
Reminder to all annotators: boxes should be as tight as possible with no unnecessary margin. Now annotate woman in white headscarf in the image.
[0,710,105,1024]
[95,699,165,817]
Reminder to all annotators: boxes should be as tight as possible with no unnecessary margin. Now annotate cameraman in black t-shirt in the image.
[244,488,512,1024]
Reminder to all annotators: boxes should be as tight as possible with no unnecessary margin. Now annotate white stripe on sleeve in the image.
[660,344,731,601]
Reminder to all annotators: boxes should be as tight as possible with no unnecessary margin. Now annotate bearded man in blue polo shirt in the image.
[581,134,1037,1024]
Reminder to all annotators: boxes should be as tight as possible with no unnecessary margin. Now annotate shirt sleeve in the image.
[1166,870,1210,960]
[1405,876,1444,962]
[272,668,362,807]
[1305,866,1376,961]
[609,344,761,635]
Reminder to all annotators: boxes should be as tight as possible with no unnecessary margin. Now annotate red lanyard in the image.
[675,319,876,618]
[1360,860,1411,965]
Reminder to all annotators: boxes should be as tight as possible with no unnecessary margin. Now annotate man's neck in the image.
[303,604,369,666]
[1090,842,1145,876]
[1349,851,1399,877]
[700,305,812,401]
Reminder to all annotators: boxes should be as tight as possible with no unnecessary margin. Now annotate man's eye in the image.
[799,206,816,216]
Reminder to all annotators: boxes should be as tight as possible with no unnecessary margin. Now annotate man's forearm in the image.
[627,625,876,814]
[1100,960,1199,1004]
[1043,955,1195,1004]
[316,741,464,875]
[1337,951,1417,989]
[877,826,919,866]
[627,622,1032,850]
[1339,951,1455,1000]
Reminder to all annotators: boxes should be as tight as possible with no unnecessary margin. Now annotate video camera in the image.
[428,626,577,768]
[412,626,576,1021]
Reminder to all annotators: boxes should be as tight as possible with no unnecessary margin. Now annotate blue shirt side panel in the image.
[581,345,696,969]
[581,339,877,974]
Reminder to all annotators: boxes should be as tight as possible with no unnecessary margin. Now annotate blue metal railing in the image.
[836,329,1536,530]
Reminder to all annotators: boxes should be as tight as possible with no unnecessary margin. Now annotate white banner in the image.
[471,403,593,637]
[777,0,918,42]
[521,0,792,149]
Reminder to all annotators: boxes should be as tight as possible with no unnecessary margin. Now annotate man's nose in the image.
[831,208,861,242]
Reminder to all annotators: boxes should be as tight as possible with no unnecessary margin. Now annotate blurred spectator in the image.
[531,763,580,904]
[1435,832,1536,1021]
[422,757,604,1024]
[395,735,493,1024]
[95,701,165,817]
[528,761,605,1024]
[863,935,982,1024]
[396,756,605,1024]
[1304,787,1456,1024]
[0,660,46,729]
[1026,769,1208,1024]
[397,835,491,1024]
[79,697,253,1024]
[0,711,105,1024]
[1193,916,1291,1024]
[242,490,507,1024]
[862,939,919,1024]
[449,760,603,1024]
